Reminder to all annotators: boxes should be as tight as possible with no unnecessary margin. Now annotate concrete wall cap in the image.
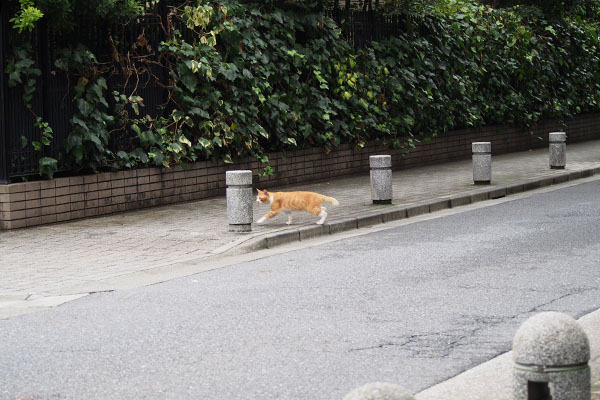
[549,132,567,142]
[369,155,392,168]
[472,142,491,153]
[225,170,253,186]
[513,312,590,366]
[343,382,415,400]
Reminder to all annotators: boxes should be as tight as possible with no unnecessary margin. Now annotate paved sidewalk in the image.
[1,140,600,311]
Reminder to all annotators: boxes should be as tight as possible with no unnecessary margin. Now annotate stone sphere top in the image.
[370,155,392,168]
[225,170,253,186]
[472,142,491,153]
[513,312,589,366]
[343,382,415,400]
[549,132,567,142]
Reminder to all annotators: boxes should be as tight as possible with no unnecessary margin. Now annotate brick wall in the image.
[1,113,599,230]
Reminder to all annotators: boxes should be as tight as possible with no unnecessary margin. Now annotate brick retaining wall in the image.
[1,113,599,230]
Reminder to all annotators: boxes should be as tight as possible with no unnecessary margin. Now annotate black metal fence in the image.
[0,1,405,183]
[328,7,407,49]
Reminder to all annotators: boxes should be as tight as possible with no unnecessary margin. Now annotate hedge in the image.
[8,0,600,178]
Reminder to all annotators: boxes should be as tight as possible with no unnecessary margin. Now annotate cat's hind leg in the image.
[316,206,327,225]
[285,211,293,225]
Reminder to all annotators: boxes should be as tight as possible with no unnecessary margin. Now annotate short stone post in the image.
[226,170,253,232]
[343,382,415,400]
[472,142,491,185]
[549,132,567,169]
[513,312,590,400]
[370,155,392,205]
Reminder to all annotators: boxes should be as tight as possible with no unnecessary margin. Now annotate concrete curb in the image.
[235,167,600,253]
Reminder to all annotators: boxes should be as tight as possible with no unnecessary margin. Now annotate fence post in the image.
[513,312,590,400]
[0,5,9,184]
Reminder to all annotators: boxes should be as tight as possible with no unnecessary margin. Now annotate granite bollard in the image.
[343,382,415,400]
[370,155,392,205]
[226,170,253,232]
[549,132,566,169]
[472,142,491,185]
[513,312,590,400]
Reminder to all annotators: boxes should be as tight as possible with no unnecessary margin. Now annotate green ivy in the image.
[6,0,600,179]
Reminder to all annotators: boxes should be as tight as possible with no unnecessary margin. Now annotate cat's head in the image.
[256,189,271,203]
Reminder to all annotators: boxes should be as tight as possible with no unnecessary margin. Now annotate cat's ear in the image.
[256,188,262,193]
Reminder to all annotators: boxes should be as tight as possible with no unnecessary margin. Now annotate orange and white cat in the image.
[255,189,339,225]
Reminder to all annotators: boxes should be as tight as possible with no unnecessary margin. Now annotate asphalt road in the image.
[2,180,600,400]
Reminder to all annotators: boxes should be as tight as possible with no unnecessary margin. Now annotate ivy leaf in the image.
[221,64,239,81]
[189,107,210,119]
[180,73,198,93]
[72,116,88,130]
[39,157,58,179]
[76,99,94,117]
[179,136,192,147]
[73,146,84,163]
[140,130,158,147]
[198,138,212,148]
[152,151,164,167]
[272,11,283,24]
[87,133,104,151]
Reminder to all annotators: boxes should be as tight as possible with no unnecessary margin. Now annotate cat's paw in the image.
[256,217,266,224]
[316,221,325,225]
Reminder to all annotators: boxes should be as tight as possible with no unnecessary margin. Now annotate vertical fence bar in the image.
[0,4,9,184]
[39,19,50,164]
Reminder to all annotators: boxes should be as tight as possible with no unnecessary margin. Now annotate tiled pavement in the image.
[1,140,600,304]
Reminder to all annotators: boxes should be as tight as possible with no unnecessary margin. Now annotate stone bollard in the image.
[343,382,415,400]
[370,155,392,205]
[472,142,491,185]
[513,312,590,400]
[549,132,567,169]
[226,170,253,232]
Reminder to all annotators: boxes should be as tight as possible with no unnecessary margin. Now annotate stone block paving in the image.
[1,140,600,302]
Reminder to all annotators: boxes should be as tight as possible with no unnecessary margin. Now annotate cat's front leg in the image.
[256,210,279,224]
[285,212,292,225]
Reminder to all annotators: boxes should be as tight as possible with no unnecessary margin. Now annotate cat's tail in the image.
[322,196,340,206]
